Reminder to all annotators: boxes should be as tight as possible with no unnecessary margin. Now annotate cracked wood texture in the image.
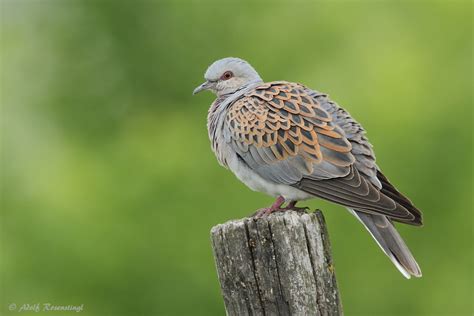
[210,210,342,316]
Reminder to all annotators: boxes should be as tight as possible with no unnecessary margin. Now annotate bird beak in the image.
[193,81,214,95]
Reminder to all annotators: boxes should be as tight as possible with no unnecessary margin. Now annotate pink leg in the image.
[253,196,286,218]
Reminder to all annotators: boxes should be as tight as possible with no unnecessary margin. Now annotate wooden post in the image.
[210,210,342,316]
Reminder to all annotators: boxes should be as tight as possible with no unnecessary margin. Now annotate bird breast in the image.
[207,96,313,201]
[207,97,230,168]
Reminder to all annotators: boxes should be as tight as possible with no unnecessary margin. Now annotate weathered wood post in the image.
[210,210,342,316]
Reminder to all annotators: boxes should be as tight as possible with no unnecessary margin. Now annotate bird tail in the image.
[348,209,422,279]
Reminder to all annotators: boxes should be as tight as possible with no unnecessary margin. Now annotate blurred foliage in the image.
[1,1,472,315]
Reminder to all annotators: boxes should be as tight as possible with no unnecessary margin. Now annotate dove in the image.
[193,57,422,278]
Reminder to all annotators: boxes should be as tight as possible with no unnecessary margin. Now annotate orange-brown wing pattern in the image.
[226,81,355,174]
[224,81,421,224]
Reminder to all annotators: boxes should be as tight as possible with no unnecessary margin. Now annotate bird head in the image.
[193,57,263,97]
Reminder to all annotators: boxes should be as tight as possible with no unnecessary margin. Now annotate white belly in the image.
[226,153,314,201]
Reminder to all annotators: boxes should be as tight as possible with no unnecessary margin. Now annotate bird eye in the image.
[220,71,233,80]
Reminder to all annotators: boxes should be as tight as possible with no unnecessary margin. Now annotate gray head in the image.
[193,57,263,96]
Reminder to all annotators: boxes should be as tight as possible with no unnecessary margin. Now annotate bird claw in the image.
[252,207,282,218]
[284,206,309,213]
[251,196,309,218]
[252,205,309,218]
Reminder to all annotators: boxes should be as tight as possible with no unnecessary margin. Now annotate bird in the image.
[193,57,422,278]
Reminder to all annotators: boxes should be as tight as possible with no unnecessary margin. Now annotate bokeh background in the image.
[1,1,472,315]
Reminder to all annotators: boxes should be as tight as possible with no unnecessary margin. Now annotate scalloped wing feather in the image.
[226,81,354,181]
[224,81,422,225]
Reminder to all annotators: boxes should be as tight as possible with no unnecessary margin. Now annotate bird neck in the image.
[217,78,264,98]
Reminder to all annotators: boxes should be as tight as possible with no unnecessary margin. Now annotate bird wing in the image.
[225,81,422,225]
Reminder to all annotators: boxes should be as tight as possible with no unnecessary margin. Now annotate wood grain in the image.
[210,210,342,316]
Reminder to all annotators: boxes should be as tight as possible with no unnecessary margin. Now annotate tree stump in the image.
[210,210,343,316]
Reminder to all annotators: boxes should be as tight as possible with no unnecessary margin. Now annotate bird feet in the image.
[253,206,285,218]
[282,205,310,213]
[282,201,309,213]
[252,197,309,218]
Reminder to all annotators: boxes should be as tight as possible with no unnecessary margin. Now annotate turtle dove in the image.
[193,57,422,278]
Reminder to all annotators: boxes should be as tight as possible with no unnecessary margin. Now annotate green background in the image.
[1,1,472,315]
